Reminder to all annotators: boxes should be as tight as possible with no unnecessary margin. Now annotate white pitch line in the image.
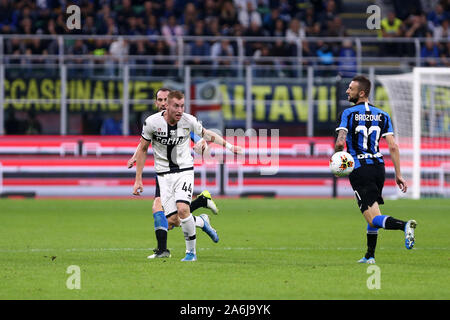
[0,247,448,253]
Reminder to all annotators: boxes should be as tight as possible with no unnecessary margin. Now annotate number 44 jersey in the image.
[336,101,394,169]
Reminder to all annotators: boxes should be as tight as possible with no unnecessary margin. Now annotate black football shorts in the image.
[349,164,385,213]
[154,176,160,198]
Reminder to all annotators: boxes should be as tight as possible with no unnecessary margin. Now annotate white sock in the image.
[194,216,205,228]
[180,214,196,254]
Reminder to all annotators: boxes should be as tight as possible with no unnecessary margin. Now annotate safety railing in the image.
[0,63,416,137]
[1,34,445,70]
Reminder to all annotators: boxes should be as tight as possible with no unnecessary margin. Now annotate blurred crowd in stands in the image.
[381,0,450,67]
[0,0,449,78]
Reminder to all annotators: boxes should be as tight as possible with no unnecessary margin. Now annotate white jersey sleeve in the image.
[141,115,155,141]
[183,113,204,137]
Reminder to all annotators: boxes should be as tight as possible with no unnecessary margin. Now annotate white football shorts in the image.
[157,170,194,216]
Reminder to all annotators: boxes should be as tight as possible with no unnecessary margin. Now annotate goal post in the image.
[378,67,450,199]
[412,68,421,200]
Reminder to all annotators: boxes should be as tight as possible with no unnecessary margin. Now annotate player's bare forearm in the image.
[133,140,149,195]
[335,130,347,152]
[202,128,243,154]
[385,135,401,176]
[132,141,141,159]
[127,141,141,168]
[391,148,408,192]
[202,128,225,146]
[135,152,147,180]
[389,141,402,177]
[135,139,149,181]
[385,134,407,192]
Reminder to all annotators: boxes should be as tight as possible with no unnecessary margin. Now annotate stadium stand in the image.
[1,0,448,72]
[0,0,449,198]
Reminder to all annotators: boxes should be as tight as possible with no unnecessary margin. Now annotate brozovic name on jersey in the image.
[354,114,382,122]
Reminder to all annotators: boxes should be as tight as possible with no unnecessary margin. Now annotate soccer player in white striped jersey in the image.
[128,88,219,259]
[133,90,242,261]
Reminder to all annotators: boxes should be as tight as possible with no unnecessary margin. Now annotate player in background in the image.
[335,75,417,264]
[128,88,219,259]
[133,90,242,261]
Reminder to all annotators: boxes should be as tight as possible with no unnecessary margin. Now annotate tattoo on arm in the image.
[335,130,347,152]
[337,130,347,142]
[204,130,214,143]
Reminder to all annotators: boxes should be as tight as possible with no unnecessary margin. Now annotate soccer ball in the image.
[329,151,355,177]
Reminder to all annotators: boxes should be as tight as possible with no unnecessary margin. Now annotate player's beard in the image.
[348,94,359,104]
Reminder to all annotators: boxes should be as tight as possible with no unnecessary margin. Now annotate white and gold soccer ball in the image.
[329,151,355,177]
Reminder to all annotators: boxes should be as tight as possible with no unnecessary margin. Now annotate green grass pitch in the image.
[0,198,449,300]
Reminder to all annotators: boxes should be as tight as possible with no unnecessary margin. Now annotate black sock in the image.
[384,217,406,231]
[190,195,207,212]
[365,233,378,259]
[155,229,167,251]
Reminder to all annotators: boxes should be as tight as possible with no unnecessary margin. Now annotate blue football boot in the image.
[181,251,197,262]
[357,257,376,264]
[199,214,219,243]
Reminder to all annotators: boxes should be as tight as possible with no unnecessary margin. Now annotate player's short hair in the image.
[168,90,184,101]
[155,87,171,100]
[352,75,371,98]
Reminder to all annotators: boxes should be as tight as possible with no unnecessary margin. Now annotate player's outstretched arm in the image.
[190,132,208,155]
[202,128,243,154]
[335,129,347,152]
[385,134,408,193]
[133,138,150,195]
[193,137,208,155]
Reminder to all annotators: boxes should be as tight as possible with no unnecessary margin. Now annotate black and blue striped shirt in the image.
[336,102,394,169]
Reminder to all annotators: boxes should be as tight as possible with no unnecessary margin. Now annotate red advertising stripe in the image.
[3,178,218,186]
[0,158,448,168]
[4,177,447,187]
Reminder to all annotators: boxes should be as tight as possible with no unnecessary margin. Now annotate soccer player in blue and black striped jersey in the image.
[335,75,417,264]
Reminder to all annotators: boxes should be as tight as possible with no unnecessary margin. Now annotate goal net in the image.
[377,68,450,199]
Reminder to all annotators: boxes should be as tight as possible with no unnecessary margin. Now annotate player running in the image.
[133,90,242,261]
[128,88,219,259]
[335,75,417,264]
